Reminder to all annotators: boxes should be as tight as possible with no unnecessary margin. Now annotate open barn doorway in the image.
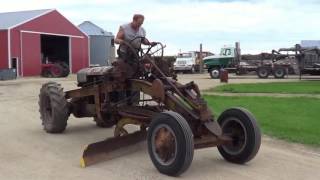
[40,34,70,77]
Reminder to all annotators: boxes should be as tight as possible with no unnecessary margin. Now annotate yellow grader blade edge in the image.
[81,131,147,167]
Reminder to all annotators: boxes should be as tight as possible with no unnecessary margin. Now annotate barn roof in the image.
[78,21,113,36]
[0,9,54,30]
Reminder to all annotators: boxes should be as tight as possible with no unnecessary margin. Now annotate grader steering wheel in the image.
[118,36,164,61]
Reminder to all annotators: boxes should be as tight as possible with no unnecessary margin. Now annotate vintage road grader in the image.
[39,37,261,176]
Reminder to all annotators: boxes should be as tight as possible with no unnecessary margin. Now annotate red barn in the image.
[0,9,89,77]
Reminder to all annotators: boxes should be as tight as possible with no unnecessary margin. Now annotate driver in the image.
[115,14,156,61]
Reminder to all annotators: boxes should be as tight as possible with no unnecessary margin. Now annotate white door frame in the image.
[20,30,83,76]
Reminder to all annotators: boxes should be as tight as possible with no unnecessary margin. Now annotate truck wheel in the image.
[190,66,195,74]
[148,111,194,176]
[273,67,286,79]
[210,68,220,79]
[257,67,269,78]
[39,82,69,133]
[217,108,261,164]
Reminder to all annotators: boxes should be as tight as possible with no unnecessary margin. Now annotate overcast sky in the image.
[0,0,319,55]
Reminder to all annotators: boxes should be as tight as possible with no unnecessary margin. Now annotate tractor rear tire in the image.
[39,82,69,133]
[50,64,64,78]
[41,69,53,78]
[147,111,194,176]
[217,107,261,164]
[60,62,70,77]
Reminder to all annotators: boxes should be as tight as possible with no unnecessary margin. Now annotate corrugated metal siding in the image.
[78,21,114,66]
[79,21,113,36]
[90,36,109,66]
[0,30,8,69]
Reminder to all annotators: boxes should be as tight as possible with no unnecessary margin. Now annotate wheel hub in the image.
[152,125,177,165]
[221,118,247,155]
[211,70,219,78]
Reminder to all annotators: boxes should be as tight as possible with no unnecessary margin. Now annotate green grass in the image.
[209,81,320,94]
[204,95,320,146]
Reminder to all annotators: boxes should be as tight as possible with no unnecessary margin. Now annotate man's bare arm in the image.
[114,27,125,44]
[142,38,157,46]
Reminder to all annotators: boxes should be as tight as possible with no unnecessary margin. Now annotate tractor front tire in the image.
[39,82,69,133]
[217,107,261,164]
[147,111,194,176]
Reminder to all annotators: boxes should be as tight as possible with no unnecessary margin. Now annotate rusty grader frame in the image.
[39,40,261,176]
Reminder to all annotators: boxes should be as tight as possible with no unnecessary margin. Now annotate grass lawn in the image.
[204,95,320,146]
[209,81,320,94]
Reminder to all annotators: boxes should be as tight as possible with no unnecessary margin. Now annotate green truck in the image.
[203,43,290,79]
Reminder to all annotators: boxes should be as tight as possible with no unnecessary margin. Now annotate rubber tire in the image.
[41,69,53,78]
[273,67,286,79]
[147,111,194,176]
[190,66,195,74]
[59,62,70,77]
[39,82,69,133]
[209,68,220,79]
[257,67,269,79]
[217,107,261,164]
[50,64,64,78]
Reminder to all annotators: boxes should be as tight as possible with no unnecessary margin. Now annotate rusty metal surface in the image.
[58,39,228,169]
[151,78,165,102]
[81,131,147,167]
[194,135,232,149]
[154,126,176,163]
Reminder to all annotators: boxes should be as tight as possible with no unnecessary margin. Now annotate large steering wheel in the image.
[118,36,164,61]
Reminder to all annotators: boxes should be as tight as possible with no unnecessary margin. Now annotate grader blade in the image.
[81,131,147,167]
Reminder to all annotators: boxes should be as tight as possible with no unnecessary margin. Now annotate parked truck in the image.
[276,44,320,77]
[203,42,292,79]
[174,51,213,73]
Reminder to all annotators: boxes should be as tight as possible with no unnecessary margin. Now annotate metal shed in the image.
[0,9,89,77]
[78,21,115,66]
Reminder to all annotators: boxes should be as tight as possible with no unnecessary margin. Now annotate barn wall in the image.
[14,10,86,36]
[0,30,8,69]
[21,33,41,76]
[10,10,89,76]
[10,29,21,75]
[71,37,89,73]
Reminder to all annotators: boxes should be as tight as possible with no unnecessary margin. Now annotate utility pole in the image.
[199,43,203,73]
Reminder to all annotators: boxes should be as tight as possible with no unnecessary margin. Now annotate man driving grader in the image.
[38,14,261,177]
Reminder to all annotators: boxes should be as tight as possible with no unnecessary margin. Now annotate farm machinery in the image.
[39,37,261,176]
[41,61,70,78]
